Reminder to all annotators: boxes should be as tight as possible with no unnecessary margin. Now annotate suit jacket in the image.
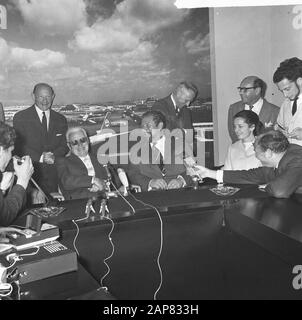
[223,144,302,198]
[152,95,193,131]
[56,153,119,200]
[127,136,192,191]
[13,105,68,193]
[228,99,280,143]
[0,185,26,226]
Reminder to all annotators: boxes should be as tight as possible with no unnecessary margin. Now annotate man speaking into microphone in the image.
[0,122,34,226]
[56,127,120,200]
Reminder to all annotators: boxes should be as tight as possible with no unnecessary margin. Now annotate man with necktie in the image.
[13,83,68,194]
[127,110,192,191]
[228,76,279,143]
[273,57,302,146]
[152,81,198,131]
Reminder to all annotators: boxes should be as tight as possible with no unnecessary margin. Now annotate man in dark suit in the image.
[13,83,68,194]
[228,76,279,142]
[190,130,302,198]
[0,122,34,226]
[127,110,192,192]
[152,81,198,131]
[56,127,119,200]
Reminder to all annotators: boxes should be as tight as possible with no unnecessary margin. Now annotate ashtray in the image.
[210,186,240,196]
[29,206,66,218]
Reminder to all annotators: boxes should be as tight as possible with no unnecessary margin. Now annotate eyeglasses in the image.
[69,137,88,146]
[237,86,257,93]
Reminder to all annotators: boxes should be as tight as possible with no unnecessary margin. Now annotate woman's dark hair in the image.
[233,110,264,137]
[0,121,16,150]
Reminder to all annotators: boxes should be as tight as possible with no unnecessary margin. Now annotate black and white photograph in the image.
[1,0,302,306]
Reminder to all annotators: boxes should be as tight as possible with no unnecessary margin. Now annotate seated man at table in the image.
[0,122,34,226]
[189,130,302,198]
[127,110,192,191]
[56,127,119,200]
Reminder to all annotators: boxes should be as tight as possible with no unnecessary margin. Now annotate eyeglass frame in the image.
[237,86,258,93]
[68,137,89,146]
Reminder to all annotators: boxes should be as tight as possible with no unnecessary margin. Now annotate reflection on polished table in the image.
[17,183,302,299]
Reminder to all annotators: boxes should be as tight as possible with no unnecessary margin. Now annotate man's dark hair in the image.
[234,110,264,137]
[0,121,16,150]
[142,110,167,129]
[253,77,267,97]
[273,57,302,83]
[256,130,289,153]
[33,83,54,95]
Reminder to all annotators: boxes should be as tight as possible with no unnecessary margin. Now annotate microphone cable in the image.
[99,213,115,292]
[128,192,163,301]
[71,203,91,257]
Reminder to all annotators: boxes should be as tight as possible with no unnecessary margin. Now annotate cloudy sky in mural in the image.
[0,0,210,106]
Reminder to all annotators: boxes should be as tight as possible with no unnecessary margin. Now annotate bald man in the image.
[228,76,279,143]
[13,83,68,194]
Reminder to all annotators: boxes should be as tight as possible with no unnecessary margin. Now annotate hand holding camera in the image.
[13,156,34,189]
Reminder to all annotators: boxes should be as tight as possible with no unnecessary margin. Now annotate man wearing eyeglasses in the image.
[273,57,302,146]
[56,127,117,200]
[228,76,279,143]
[13,83,68,195]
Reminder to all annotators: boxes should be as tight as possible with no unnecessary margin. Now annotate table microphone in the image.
[117,168,129,196]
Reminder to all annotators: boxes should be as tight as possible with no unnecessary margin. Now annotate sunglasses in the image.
[69,137,88,146]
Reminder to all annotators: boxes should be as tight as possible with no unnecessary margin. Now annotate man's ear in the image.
[296,77,302,88]
[265,149,273,159]
[255,86,261,97]
[31,92,35,101]
[158,122,164,130]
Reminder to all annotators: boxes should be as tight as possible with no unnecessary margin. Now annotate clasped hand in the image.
[149,178,183,190]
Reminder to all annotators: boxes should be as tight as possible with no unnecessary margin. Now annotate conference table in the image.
[27,182,302,300]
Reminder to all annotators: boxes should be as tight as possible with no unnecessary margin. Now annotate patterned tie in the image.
[292,98,298,116]
[42,111,47,131]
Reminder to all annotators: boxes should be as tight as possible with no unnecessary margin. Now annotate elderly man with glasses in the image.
[273,57,302,146]
[228,76,279,143]
[56,127,119,200]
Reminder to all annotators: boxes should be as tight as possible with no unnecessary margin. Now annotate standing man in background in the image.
[273,57,302,146]
[13,83,68,194]
[0,102,4,122]
[228,76,279,143]
[152,81,198,131]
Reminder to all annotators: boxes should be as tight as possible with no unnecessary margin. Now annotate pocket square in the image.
[56,133,63,136]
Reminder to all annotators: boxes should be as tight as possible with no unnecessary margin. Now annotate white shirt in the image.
[244,97,263,115]
[170,94,178,111]
[35,105,50,130]
[78,154,95,177]
[151,135,165,159]
[277,94,302,146]
[224,140,261,171]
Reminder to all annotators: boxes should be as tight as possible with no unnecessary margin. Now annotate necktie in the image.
[292,98,298,116]
[42,111,47,131]
[249,105,254,111]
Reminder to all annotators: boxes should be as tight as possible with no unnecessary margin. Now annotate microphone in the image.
[117,168,129,196]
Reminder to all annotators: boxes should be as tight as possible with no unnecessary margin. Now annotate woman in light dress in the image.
[224,110,264,170]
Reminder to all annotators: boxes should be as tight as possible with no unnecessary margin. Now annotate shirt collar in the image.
[151,135,166,155]
[35,105,50,117]
[170,94,177,109]
[245,97,263,115]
